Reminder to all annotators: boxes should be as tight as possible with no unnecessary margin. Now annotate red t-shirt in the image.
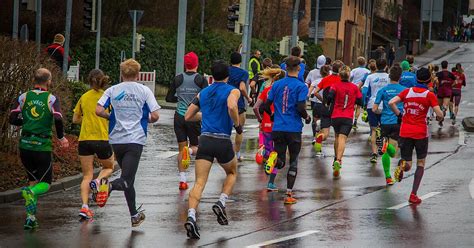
[259,86,274,133]
[318,74,341,101]
[452,72,466,90]
[399,87,438,139]
[329,81,362,119]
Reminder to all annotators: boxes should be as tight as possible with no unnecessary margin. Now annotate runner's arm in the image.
[72,98,82,124]
[372,91,383,114]
[51,97,65,140]
[95,105,110,120]
[252,98,264,122]
[239,81,252,104]
[388,96,402,116]
[9,100,22,126]
[185,95,202,122]
[315,86,324,102]
[165,75,179,103]
[228,89,241,126]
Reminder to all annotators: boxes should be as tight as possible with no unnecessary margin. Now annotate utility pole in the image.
[335,21,340,59]
[241,0,251,70]
[419,0,424,54]
[369,0,375,58]
[35,0,42,53]
[95,0,102,69]
[63,0,73,74]
[132,11,137,59]
[176,0,187,75]
[12,0,19,39]
[364,0,370,58]
[246,0,254,64]
[291,0,301,48]
[314,0,320,44]
[200,0,205,34]
[428,0,433,42]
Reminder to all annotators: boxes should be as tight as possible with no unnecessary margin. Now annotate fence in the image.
[138,70,156,94]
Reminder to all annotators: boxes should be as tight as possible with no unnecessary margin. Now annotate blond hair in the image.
[120,59,141,80]
[261,67,285,81]
[339,66,351,81]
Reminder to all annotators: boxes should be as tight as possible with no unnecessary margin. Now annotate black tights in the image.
[272,132,302,190]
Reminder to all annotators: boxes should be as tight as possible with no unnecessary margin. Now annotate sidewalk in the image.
[414,40,461,67]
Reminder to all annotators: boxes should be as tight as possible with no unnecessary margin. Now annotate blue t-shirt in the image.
[281,62,306,82]
[268,76,309,132]
[399,71,417,88]
[199,82,235,137]
[228,66,249,110]
[374,83,406,125]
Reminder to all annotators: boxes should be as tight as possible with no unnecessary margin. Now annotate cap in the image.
[316,55,326,69]
[416,67,431,84]
[184,52,199,70]
[401,60,410,71]
[54,34,65,45]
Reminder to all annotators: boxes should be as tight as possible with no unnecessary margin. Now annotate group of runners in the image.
[9,46,467,240]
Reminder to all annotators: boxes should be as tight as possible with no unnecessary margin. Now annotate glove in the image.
[397,112,403,124]
[305,116,311,124]
[234,124,243,134]
[310,93,315,98]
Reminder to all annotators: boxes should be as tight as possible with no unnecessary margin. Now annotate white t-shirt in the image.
[306,68,323,103]
[363,72,390,108]
[98,82,161,145]
[350,67,370,86]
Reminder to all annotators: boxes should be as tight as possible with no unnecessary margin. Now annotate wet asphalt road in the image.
[1,43,474,248]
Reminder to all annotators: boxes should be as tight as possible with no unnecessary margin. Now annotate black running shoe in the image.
[184,217,200,239]
[212,201,228,225]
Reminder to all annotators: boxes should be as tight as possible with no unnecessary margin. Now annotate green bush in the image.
[73,29,322,85]
[66,81,90,136]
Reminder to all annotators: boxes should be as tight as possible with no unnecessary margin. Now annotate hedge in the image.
[73,29,322,85]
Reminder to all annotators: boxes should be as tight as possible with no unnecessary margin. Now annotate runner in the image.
[449,63,466,124]
[280,46,308,82]
[166,52,208,190]
[360,59,377,125]
[406,55,418,73]
[372,65,406,185]
[306,55,327,139]
[253,67,285,191]
[9,68,69,229]
[263,56,311,204]
[388,67,444,204]
[73,69,115,219]
[326,66,363,178]
[435,60,456,127]
[183,60,242,239]
[349,57,370,130]
[363,59,390,163]
[228,52,251,162]
[399,60,417,88]
[96,59,160,227]
[313,61,344,156]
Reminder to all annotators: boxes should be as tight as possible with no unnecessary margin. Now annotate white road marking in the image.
[155,151,179,158]
[469,179,474,199]
[388,192,441,210]
[458,130,466,145]
[245,124,260,129]
[246,230,319,248]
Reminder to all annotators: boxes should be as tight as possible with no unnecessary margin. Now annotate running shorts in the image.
[381,124,400,142]
[399,137,429,161]
[367,109,381,127]
[450,89,461,106]
[173,112,201,146]
[312,102,324,119]
[331,118,353,136]
[196,135,235,164]
[20,149,53,184]
[78,141,113,159]
[238,108,247,115]
[437,86,452,99]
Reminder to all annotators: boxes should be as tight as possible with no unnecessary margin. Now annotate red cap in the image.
[184,52,199,70]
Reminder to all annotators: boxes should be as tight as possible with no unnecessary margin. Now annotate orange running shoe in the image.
[179,181,188,190]
[182,146,190,169]
[284,192,297,204]
[79,207,94,219]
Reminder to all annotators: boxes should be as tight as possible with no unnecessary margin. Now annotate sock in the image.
[236,151,241,158]
[82,204,89,209]
[188,208,196,221]
[268,168,278,184]
[30,182,50,196]
[411,166,425,195]
[131,213,139,218]
[188,148,194,156]
[179,172,186,182]
[219,193,228,207]
[381,153,392,178]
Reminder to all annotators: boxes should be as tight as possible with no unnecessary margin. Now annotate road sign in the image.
[319,0,342,22]
[422,0,443,22]
[128,10,144,24]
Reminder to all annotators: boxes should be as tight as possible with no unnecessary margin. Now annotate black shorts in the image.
[78,141,113,159]
[174,112,201,146]
[381,124,400,141]
[19,149,52,184]
[238,108,246,115]
[399,137,429,161]
[196,135,235,164]
[311,102,324,118]
[331,118,352,136]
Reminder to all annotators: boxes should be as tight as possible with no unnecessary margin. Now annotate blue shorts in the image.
[367,109,381,127]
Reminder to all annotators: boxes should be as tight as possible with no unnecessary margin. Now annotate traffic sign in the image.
[422,0,443,22]
[129,10,144,24]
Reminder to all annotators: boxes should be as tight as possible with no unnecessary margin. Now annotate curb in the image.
[0,167,111,204]
[418,46,461,68]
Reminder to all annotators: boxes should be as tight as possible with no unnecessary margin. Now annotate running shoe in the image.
[179,181,188,190]
[131,210,146,227]
[255,145,265,165]
[394,159,405,182]
[237,155,244,162]
[375,128,384,155]
[361,110,368,123]
[452,116,456,125]
[439,120,443,127]
[212,201,228,225]
[184,217,200,239]
[79,207,94,219]
[96,178,110,208]
[313,133,323,153]
[284,192,297,204]
[182,145,190,170]
[266,182,278,192]
[21,187,37,215]
[89,179,99,202]
[386,177,395,186]
[409,193,422,204]
[333,160,342,178]
[315,152,325,158]
[24,215,39,230]
[370,153,378,164]
[264,151,278,175]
